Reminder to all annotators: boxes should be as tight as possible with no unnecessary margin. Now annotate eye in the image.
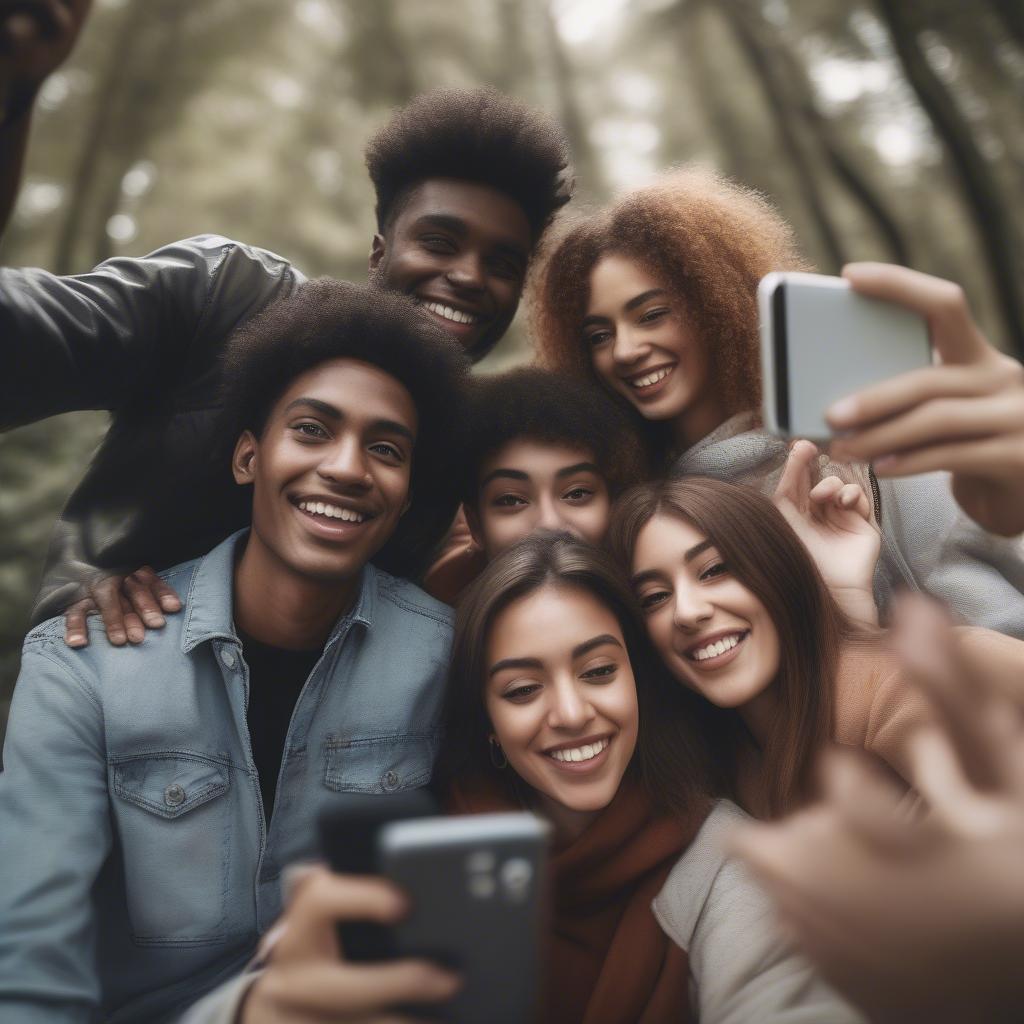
[639,306,670,325]
[638,588,671,611]
[420,234,456,254]
[584,328,612,348]
[562,486,594,503]
[503,683,540,702]
[699,561,728,582]
[369,441,405,462]
[293,421,328,440]
[488,254,523,281]
[492,493,528,509]
[581,661,617,681]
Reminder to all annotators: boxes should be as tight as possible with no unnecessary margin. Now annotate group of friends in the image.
[3,4,1024,1022]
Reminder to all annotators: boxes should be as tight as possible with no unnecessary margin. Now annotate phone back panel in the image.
[378,813,547,1023]
[759,272,931,439]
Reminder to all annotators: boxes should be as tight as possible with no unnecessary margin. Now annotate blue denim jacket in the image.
[0,532,453,1023]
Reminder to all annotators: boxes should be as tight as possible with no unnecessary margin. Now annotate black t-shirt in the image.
[238,630,321,821]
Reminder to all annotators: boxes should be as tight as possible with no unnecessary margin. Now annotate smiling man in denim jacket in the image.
[0,280,469,1022]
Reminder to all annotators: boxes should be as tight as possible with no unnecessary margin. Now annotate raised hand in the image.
[828,263,1024,537]
[773,439,880,625]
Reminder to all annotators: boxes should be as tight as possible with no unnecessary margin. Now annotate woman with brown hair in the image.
[434,532,859,1023]
[530,167,1024,639]
[607,474,1024,818]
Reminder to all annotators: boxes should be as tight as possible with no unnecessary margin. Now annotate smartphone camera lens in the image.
[500,858,533,903]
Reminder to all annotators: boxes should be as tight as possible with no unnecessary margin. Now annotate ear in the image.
[368,233,386,273]
[464,502,485,549]
[232,431,258,485]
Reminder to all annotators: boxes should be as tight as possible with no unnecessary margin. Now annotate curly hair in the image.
[365,87,573,243]
[220,278,471,579]
[530,166,809,449]
[460,366,649,505]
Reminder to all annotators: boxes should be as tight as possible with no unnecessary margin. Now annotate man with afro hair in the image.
[0,86,572,642]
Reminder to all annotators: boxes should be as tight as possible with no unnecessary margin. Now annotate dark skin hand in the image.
[0,1,92,232]
[64,567,182,648]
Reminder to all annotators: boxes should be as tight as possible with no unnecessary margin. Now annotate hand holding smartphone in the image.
[759,271,932,441]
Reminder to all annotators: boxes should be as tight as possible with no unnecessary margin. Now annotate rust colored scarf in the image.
[448,776,707,1024]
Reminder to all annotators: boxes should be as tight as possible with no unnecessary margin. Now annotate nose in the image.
[536,495,570,534]
[672,582,714,631]
[445,251,486,293]
[611,323,651,367]
[547,676,594,731]
[317,434,372,490]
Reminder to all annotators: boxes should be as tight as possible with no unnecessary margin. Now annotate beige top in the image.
[736,626,1024,818]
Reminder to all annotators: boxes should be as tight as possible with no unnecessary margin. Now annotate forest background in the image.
[2,0,1023,744]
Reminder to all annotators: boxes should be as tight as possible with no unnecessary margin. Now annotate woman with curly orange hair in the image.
[529,166,1024,636]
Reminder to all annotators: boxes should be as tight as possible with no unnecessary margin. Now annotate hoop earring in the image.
[488,736,508,769]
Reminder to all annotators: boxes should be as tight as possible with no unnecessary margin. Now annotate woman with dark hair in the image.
[529,167,1024,639]
[435,532,860,1023]
[607,475,1024,818]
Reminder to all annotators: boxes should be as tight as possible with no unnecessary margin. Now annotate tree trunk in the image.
[876,0,1024,354]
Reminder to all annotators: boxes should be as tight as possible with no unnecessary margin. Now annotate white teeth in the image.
[549,738,609,763]
[298,501,365,523]
[422,301,479,325]
[691,633,744,662]
[630,366,672,388]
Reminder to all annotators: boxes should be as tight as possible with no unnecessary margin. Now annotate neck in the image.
[672,396,728,451]
[535,791,601,846]
[737,682,781,751]
[233,532,360,651]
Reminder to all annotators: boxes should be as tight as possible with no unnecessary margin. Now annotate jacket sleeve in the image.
[0,643,111,1022]
[652,801,865,1024]
[0,234,304,429]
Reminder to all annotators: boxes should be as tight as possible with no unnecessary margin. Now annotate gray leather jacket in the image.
[2,235,304,622]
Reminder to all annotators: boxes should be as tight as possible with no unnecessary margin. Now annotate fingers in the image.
[123,566,181,627]
[63,597,95,648]
[773,439,818,511]
[89,575,132,645]
[841,263,990,365]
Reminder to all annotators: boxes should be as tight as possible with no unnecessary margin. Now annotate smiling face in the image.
[485,584,639,841]
[470,440,611,559]
[583,255,725,447]
[370,178,533,358]
[234,357,417,586]
[630,513,780,724]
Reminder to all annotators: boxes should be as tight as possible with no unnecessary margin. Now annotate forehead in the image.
[270,357,417,433]
[487,585,623,665]
[587,254,666,312]
[392,178,533,253]
[632,513,708,568]
[480,439,600,484]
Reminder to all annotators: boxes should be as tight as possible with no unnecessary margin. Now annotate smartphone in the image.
[377,812,548,1024]
[759,272,932,440]
[318,789,438,961]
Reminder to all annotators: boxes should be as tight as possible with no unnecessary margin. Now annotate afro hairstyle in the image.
[365,87,572,244]
[460,366,648,506]
[220,278,471,579]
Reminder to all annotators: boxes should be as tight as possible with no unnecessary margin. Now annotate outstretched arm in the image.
[828,264,1024,537]
[0,1,91,236]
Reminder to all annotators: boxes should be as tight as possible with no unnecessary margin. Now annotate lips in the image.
[415,296,488,336]
[290,495,376,539]
[621,362,676,400]
[681,630,749,668]
[542,734,613,772]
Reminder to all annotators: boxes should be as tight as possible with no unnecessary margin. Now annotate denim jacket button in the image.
[220,649,236,669]
[164,783,186,807]
[382,770,400,791]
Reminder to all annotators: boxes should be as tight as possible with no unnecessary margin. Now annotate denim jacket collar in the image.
[180,529,375,654]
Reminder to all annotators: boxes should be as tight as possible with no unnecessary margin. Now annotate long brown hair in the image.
[529,167,809,460]
[434,532,710,818]
[608,477,849,816]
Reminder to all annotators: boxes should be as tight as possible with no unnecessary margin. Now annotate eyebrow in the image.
[581,289,668,328]
[283,398,416,443]
[480,461,602,489]
[414,213,527,264]
[480,467,529,487]
[630,539,715,585]
[488,633,623,678]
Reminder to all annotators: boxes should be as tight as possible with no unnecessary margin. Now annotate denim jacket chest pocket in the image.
[110,752,232,946]
[322,732,437,794]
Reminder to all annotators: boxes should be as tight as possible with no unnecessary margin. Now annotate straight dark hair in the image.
[434,532,710,819]
[608,477,850,816]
